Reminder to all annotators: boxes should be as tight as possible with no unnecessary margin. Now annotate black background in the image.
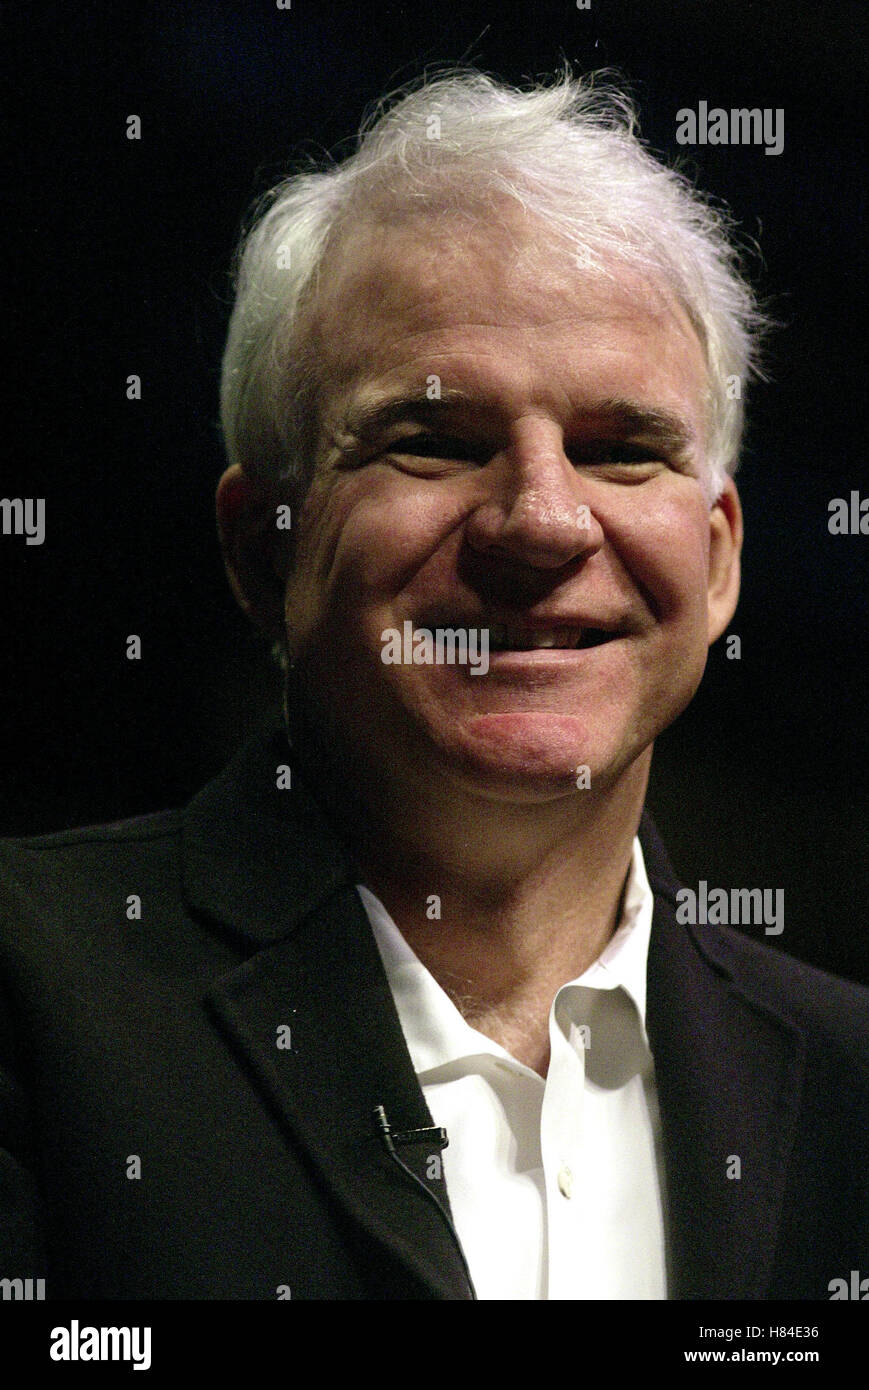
[4,0,867,983]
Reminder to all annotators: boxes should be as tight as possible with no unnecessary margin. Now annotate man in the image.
[1,71,866,1301]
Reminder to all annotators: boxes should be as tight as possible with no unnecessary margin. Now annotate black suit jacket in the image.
[0,724,866,1299]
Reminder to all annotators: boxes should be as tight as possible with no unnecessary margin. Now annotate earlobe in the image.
[706,479,743,644]
[216,464,291,639]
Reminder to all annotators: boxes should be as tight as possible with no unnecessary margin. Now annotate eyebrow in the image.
[338,389,696,455]
[578,398,697,455]
[340,390,477,440]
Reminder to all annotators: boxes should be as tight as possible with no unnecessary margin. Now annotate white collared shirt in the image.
[357,837,668,1300]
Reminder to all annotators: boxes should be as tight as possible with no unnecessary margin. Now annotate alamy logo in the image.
[0,1276,45,1300]
[676,102,784,156]
[828,491,869,534]
[676,881,784,935]
[381,621,489,675]
[828,1270,868,1300]
[0,497,45,545]
[50,1320,152,1371]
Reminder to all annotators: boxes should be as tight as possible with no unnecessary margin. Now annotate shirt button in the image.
[557,1166,574,1199]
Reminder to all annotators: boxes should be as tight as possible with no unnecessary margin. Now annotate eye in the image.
[385,433,489,467]
[569,442,661,466]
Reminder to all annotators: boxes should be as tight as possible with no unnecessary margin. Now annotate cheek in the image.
[298,471,469,603]
[611,492,710,624]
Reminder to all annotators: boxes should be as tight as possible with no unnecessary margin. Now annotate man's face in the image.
[277,212,738,805]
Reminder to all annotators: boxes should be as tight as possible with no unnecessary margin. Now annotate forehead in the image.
[306,208,708,422]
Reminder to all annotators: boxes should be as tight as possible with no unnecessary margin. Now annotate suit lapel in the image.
[641,816,805,1298]
[183,720,473,1299]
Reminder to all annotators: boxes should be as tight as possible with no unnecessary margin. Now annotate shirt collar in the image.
[576,834,652,1032]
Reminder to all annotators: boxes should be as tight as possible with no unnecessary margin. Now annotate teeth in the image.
[487,625,588,651]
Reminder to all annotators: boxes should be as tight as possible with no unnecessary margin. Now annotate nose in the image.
[464,419,604,569]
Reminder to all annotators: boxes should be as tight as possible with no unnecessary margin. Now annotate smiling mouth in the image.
[487,624,614,652]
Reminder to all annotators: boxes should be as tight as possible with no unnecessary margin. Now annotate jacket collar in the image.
[182,717,356,945]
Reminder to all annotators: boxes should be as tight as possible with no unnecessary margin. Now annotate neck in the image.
[323,744,652,1076]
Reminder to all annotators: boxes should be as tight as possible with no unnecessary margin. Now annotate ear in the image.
[216,464,293,640]
[706,477,743,644]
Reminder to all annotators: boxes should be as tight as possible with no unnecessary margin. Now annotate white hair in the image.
[220,68,768,506]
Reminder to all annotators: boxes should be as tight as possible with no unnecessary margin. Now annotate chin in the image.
[430,710,629,800]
